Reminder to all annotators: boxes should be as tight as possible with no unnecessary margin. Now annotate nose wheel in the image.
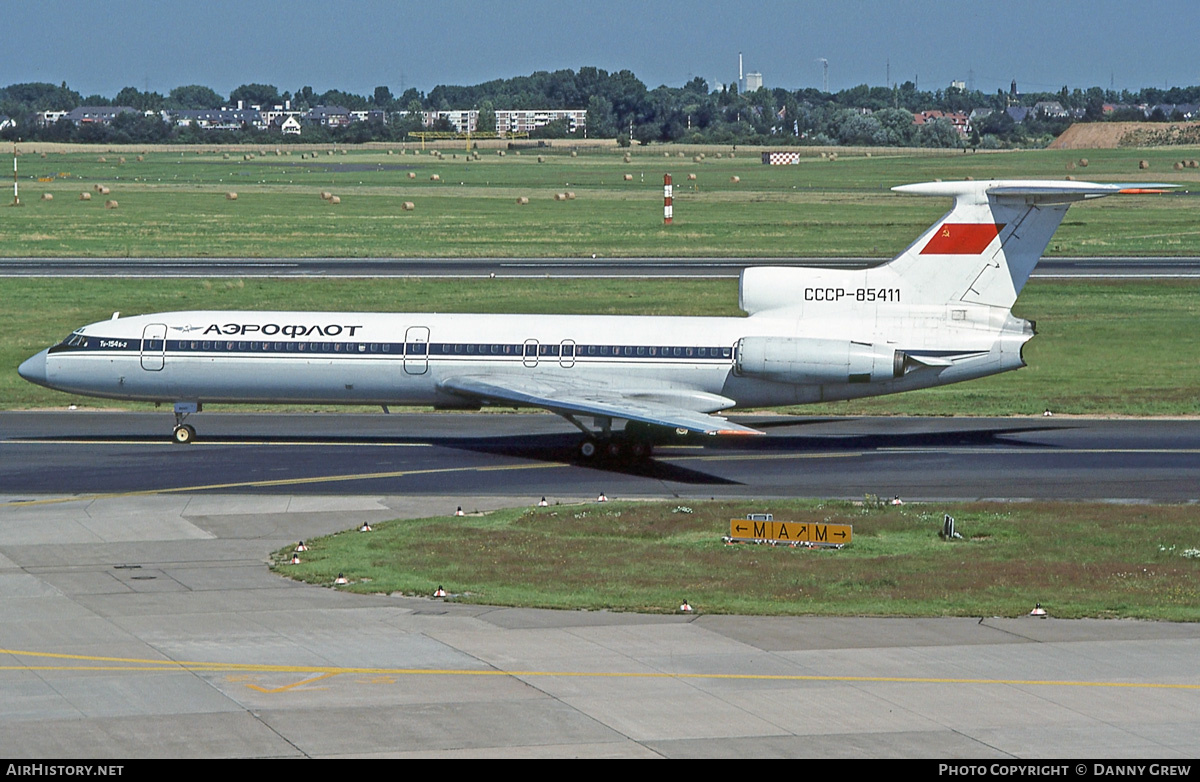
[171,402,201,444]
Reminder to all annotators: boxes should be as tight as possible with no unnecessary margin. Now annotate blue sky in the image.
[6,1,1198,99]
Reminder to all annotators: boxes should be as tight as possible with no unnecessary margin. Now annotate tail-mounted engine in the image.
[735,337,907,385]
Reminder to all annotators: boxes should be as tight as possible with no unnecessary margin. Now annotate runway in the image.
[2,256,1199,278]
[2,411,1200,758]
[4,412,1199,502]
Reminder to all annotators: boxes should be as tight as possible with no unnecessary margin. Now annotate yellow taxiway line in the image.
[0,647,1196,691]
[0,450,864,508]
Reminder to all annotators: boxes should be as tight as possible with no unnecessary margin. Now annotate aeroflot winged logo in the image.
[172,323,365,337]
[921,223,1004,255]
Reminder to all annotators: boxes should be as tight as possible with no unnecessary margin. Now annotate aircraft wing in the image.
[439,375,764,436]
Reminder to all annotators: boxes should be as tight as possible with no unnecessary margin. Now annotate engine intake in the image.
[736,337,905,385]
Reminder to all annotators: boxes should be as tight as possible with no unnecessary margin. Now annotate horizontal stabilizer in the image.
[894,180,1177,204]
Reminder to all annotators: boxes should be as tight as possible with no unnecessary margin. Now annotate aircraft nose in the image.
[18,349,49,387]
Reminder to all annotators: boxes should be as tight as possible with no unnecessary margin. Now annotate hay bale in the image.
[387,150,394,155]
[729,152,735,158]
[79,192,91,201]
[320,191,332,200]
[1190,160,1199,168]
[516,196,529,205]
[566,191,576,200]
[664,152,671,158]
[328,195,341,204]
[136,155,144,162]
[714,153,722,159]
[430,174,440,181]
[1174,161,1185,170]
[407,172,416,179]
[571,151,578,157]
[623,173,633,181]
[223,153,230,160]
[225,192,238,200]
[693,156,703,163]
[1139,159,1150,169]
[118,157,126,164]
[730,176,740,183]
[98,186,110,195]
[41,193,53,201]
[1065,175,1075,180]
[401,201,415,211]
[537,156,544,163]
[341,149,347,155]
[554,193,567,201]
[677,152,685,157]
[687,173,697,180]
[104,200,118,209]
[1078,158,1089,167]
[97,157,106,163]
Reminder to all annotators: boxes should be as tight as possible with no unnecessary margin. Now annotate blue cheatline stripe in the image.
[49,337,738,362]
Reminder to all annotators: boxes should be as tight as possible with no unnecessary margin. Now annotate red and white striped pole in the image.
[663,173,673,225]
[12,140,20,207]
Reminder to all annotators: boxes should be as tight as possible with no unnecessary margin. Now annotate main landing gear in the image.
[577,436,653,462]
[171,401,201,445]
[565,416,673,463]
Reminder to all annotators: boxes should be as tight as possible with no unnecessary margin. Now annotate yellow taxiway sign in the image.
[729,518,852,546]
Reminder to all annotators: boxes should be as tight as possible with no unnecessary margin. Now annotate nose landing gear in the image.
[171,401,202,445]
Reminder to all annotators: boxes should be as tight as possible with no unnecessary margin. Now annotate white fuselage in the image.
[28,302,1029,412]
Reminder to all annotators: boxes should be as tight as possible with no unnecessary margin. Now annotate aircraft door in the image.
[404,326,429,375]
[559,339,576,368]
[523,339,539,368]
[140,324,166,371]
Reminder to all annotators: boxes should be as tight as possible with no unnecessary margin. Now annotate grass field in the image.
[3,143,1199,257]
[5,276,1198,415]
[272,498,1200,620]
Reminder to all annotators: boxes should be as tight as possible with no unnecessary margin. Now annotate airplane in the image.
[18,179,1164,459]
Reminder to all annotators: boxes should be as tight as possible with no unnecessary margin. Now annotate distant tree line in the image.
[3,70,1199,148]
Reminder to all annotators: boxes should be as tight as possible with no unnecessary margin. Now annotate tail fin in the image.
[738,180,1167,316]
[886,180,1129,309]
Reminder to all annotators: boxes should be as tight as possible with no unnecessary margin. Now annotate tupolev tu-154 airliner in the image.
[18,180,1164,459]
